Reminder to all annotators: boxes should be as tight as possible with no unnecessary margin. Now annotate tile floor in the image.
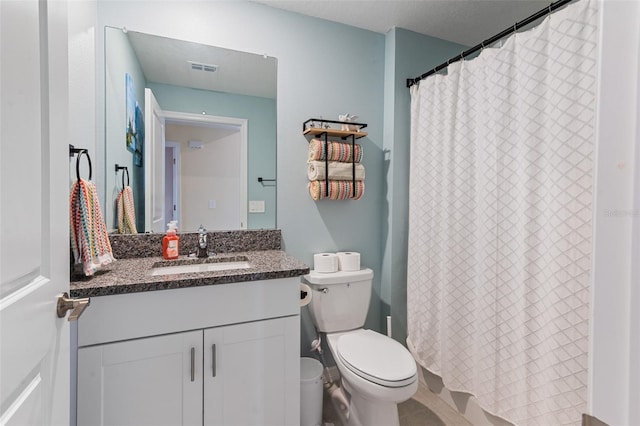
[321,379,471,426]
[397,398,446,426]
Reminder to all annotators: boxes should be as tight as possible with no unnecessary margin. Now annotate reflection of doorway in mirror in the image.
[164,115,247,232]
[165,142,181,225]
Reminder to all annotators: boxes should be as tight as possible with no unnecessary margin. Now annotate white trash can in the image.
[300,357,324,426]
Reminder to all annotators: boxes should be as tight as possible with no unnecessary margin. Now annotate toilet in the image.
[302,268,418,426]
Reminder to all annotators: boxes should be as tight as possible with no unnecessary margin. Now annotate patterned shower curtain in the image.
[407,1,599,424]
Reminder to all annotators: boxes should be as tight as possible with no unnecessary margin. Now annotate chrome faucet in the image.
[196,225,209,258]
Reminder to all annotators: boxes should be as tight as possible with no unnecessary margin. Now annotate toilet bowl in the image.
[302,269,418,426]
[326,330,418,426]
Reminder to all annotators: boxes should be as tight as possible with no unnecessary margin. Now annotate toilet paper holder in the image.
[300,283,313,307]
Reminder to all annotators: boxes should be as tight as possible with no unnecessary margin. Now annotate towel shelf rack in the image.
[302,118,368,140]
[303,118,367,199]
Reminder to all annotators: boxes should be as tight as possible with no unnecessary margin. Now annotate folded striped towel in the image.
[308,160,365,181]
[308,139,363,163]
[117,186,138,234]
[309,180,364,201]
[70,179,115,276]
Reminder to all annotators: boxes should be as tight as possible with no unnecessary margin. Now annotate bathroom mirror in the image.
[104,27,277,233]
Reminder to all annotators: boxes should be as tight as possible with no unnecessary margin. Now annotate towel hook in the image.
[115,164,129,188]
[76,149,92,181]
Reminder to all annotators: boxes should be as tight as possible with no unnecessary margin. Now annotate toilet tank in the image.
[301,268,374,333]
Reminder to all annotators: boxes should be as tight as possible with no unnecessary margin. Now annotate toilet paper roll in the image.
[336,251,361,271]
[300,283,312,307]
[314,253,339,273]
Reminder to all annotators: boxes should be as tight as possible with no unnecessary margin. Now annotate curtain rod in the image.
[406,0,575,88]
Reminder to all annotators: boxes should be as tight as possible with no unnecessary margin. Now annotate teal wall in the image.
[97,1,385,357]
[381,28,467,345]
[104,27,146,231]
[147,83,277,230]
[96,1,466,358]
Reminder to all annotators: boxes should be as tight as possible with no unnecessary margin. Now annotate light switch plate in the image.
[249,200,265,213]
[208,199,216,209]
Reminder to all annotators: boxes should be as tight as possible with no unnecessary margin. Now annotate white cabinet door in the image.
[77,331,203,426]
[204,316,300,426]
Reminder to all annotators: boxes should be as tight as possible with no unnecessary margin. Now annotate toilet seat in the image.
[336,329,416,388]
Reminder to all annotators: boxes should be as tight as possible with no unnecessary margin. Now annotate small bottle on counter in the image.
[162,222,179,260]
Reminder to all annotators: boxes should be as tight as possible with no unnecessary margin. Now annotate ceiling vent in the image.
[189,61,218,73]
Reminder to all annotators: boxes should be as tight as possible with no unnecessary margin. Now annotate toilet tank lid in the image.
[302,268,373,285]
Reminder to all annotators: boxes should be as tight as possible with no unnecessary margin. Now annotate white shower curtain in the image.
[407,1,599,424]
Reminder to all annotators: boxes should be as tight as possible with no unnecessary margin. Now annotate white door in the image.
[203,317,300,426]
[0,1,70,425]
[165,141,181,224]
[144,88,166,233]
[77,331,203,426]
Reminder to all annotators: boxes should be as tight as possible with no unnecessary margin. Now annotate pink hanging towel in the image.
[116,186,138,234]
[70,179,115,276]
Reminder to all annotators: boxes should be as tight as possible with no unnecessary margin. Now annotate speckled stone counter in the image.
[70,230,309,298]
[70,250,310,298]
[108,229,282,259]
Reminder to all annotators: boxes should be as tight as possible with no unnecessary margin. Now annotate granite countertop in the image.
[70,250,310,298]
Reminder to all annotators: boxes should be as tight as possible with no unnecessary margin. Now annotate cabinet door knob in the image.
[212,344,217,378]
[56,292,90,321]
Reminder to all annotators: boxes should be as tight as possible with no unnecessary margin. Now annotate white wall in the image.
[590,1,640,424]
[165,123,242,231]
[68,1,96,187]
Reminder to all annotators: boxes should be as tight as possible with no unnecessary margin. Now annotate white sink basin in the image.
[150,259,251,276]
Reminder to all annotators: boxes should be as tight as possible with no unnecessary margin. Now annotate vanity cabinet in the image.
[78,331,203,425]
[76,278,300,426]
[203,317,298,425]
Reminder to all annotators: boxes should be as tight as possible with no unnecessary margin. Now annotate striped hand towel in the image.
[308,180,364,201]
[308,139,363,163]
[70,178,115,276]
[117,186,138,234]
[307,160,365,181]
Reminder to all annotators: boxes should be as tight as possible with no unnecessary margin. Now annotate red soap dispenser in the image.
[162,223,179,260]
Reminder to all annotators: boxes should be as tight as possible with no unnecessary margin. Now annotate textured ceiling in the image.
[253,0,551,46]
[127,30,277,99]
[123,1,554,98]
